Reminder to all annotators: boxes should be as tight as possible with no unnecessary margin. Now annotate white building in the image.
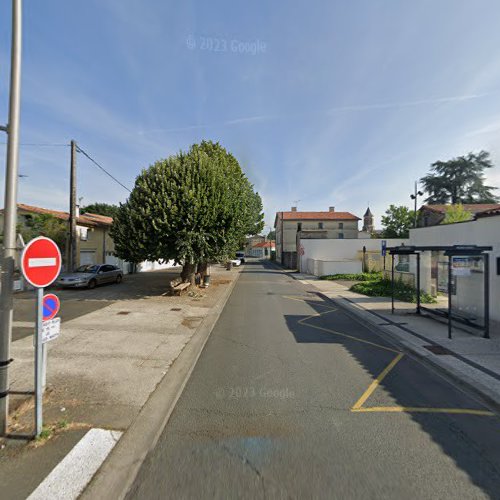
[298,238,409,276]
[275,207,361,269]
[408,210,500,324]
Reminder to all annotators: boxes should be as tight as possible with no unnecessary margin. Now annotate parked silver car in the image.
[57,264,123,289]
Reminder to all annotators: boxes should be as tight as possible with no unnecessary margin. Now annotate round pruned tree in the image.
[111,141,264,284]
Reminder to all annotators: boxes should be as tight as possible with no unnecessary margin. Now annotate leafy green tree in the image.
[111,141,264,284]
[441,204,472,224]
[421,151,499,204]
[81,203,119,219]
[267,230,276,240]
[20,214,68,254]
[381,205,415,238]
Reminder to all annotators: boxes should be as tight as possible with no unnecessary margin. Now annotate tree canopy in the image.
[441,204,472,225]
[421,151,499,204]
[20,214,67,253]
[381,205,415,238]
[81,203,119,219]
[111,141,264,282]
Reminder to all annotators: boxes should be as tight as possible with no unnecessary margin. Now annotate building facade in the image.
[274,207,360,269]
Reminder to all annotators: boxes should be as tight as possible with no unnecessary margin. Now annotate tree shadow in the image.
[284,293,500,497]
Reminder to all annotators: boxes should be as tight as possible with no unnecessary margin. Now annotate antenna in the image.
[293,199,301,207]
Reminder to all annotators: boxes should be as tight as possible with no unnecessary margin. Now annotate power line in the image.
[76,144,132,193]
[0,142,69,147]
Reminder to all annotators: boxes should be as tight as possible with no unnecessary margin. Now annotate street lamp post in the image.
[410,181,424,228]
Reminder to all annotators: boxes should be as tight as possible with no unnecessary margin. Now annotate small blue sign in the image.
[43,294,60,321]
[381,240,387,257]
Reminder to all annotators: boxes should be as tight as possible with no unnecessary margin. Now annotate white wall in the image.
[137,260,179,272]
[299,238,409,275]
[409,216,500,323]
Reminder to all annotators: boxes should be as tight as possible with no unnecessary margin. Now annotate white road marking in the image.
[28,257,57,268]
[27,428,122,500]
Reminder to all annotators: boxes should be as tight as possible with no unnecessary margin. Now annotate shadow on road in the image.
[283,292,500,498]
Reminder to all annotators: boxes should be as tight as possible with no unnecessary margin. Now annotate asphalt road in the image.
[127,261,500,499]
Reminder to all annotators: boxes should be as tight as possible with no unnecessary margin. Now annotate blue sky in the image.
[1,0,500,230]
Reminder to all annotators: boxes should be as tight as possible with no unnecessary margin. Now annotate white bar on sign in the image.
[28,257,56,268]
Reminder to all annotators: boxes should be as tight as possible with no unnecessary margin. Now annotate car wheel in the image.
[116,274,123,284]
[88,279,97,289]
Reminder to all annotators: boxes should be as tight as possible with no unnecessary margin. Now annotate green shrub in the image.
[350,278,436,304]
[320,272,382,281]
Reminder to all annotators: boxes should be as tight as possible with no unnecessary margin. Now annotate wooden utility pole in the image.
[69,140,77,271]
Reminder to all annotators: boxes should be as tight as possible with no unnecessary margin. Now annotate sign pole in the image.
[35,287,43,435]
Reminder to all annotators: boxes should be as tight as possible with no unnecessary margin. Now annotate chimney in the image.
[291,206,297,212]
[329,206,335,212]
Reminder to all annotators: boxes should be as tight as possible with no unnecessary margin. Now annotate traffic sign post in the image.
[21,237,61,436]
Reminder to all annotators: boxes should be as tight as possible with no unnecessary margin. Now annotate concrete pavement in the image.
[126,260,500,499]
[0,265,240,499]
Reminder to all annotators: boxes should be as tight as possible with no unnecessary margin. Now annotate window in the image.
[338,233,344,239]
[318,222,323,229]
[79,227,88,241]
[297,222,302,231]
[339,222,344,229]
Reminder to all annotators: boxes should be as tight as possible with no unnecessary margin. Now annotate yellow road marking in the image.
[282,294,495,418]
[352,407,494,416]
[283,295,400,353]
[351,353,404,410]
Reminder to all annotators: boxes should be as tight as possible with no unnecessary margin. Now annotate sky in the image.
[1,0,500,232]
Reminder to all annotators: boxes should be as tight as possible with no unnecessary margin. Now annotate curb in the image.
[81,269,242,499]
[314,291,500,416]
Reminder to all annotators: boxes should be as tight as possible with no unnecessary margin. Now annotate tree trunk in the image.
[197,261,208,279]
[181,262,196,285]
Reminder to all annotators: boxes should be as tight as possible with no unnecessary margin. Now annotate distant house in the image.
[248,240,275,259]
[245,235,265,254]
[417,204,500,227]
[274,206,361,269]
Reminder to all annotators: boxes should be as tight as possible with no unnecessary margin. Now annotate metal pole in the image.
[0,0,23,436]
[35,287,43,436]
[448,255,452,339]
[484,254,490,339]
[416,252,421,315]
[69,140,77,272]
[414,182,418,228]
[391,254,395,314]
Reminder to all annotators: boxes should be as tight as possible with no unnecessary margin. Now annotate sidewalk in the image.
[0,264,240,499]
[291,273,500,412]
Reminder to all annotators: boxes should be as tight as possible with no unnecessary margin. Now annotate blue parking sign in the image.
[381,240,387,257]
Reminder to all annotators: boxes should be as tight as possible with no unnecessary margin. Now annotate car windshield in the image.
[75,265,99,273]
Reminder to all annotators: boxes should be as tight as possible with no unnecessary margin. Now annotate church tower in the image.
[362,207,374,233]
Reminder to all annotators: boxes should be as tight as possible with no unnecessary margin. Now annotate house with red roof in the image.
[274,206,361,268]
[249,240,276,259]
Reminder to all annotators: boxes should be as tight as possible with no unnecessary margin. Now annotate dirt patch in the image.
[211,279,231,286]
[181,317,204,329]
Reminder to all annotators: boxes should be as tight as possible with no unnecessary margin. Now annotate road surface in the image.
[128,260,500,499]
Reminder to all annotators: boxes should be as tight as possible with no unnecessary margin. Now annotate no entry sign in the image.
[43,293,60,321]
[21,237,62,288]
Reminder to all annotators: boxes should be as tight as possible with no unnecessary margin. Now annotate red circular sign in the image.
[21,237,62,288]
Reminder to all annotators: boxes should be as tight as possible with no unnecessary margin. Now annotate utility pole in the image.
[410,181,424,229]
[0,0,23,436]
[69,140,77,272]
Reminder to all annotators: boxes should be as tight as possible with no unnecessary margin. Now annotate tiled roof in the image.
[11,203,113,227]
[253,241,275,248]
[279,211,360,221]
[421,203,500,215]
[475,207,500,219]
[80,212,113,226]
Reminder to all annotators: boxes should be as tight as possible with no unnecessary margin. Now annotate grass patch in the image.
[320,272,382,281]
[350,278,436,304]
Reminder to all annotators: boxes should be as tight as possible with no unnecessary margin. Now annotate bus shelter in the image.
[388,245,492,339]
